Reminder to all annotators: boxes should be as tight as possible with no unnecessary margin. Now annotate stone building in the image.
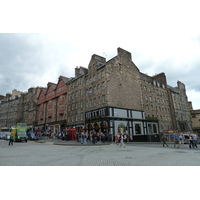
[0,47,193,142]
[37,76,69,133]
[189,102,200,133]
[167,81,192,132]
[63,47,192,140]
[0,90,24,127]
[66,48,160,141]
[140,72,172,132]
[0,88,41,128]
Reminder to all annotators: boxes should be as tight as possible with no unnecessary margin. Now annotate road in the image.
[0,139,200,166]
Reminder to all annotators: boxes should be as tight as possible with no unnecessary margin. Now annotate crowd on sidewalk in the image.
[75,131,129,147]
[161,132,198,149]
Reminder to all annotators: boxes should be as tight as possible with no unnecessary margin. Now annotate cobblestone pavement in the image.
[0,139,200,166]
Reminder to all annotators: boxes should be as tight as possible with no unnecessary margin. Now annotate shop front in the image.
[85,106,159,142]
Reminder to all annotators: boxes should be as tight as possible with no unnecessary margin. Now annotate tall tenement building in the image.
[35,47,192,141]
[0,47,193,141]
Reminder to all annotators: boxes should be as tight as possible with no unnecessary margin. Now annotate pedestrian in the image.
[189,135,194,149]
[8,134,14,145]
[92,132,96,144]
[119,134,125,148]
[161,134,168,147]
[179,133,183,147]
[89,131,93,144]
[123,134,127,143]
[81,131,84,144]
[62,132,65,140]
[174,133,179,148]
[101,133,105,143]
[192,133,198,148]
[97,132,100,143]
[83,133,87,144]
[108,132,113,144]
[189,134,194,148]
[76,132,79,142]
[115,134,119,145]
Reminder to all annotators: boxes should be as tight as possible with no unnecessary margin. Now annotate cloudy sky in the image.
[1,0,200,109]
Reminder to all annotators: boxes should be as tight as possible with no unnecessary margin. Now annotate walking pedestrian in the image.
[179,133,183,147]
[108,132,113,144]
[193,133,198,148]
[174,133,179,148]
[92,132,96,144]
[189,134,194,148]
[101,133,105,143]
[115,134,119,145]
[8,134,14,145]
[161,134,168,147]
[119,134,125,148]
[81,131,84,144]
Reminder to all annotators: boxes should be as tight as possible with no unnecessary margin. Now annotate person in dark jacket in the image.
[161,134,168,147]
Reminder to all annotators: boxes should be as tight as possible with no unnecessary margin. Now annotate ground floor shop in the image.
[85,106,160,142]
[34,106,160,142]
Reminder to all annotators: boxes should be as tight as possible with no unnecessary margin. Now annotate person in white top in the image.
[119,134,125,148]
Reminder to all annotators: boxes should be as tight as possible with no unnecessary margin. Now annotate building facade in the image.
[189,102,200,133]
[0,47,193,141]
[37,76,69,133]
[167,82,192,132]
[0,88,40,128]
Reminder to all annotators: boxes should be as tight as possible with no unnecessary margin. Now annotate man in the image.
[174,133,179,148]
[8,134,14,145]
[161,134,168,147]
[192,133,198,148]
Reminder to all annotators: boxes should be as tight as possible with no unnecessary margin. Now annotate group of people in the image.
[162,132,198,149]
[76,131,113,144]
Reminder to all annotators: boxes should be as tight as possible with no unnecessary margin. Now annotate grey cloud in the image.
[0,33,74,95]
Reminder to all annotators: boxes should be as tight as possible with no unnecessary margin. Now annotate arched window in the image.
[148,124,153,134]
[153,124,157,133]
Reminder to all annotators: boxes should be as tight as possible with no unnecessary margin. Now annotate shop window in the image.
[118,123,126,134]
[148,124,153,134]
[153,124,157,133]
[135,124,141,134]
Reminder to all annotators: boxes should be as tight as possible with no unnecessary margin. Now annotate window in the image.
[93,86,96,93]
[89,99,92,107]
[98,96,101,104]
[101,70,105,78]
[80,101,83,108]
[153,124,158,133]
[102,82,105,89]
[135,124,141,135]
[97,72,100,79]
[94,98,96,106]
[102,95,105,104]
